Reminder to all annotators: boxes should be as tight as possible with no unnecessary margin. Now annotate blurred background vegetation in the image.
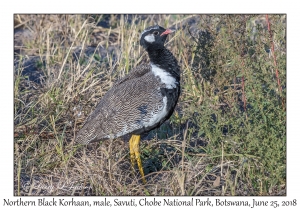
[14,14,286,195]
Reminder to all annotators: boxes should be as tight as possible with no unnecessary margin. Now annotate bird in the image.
[75,25,180,183]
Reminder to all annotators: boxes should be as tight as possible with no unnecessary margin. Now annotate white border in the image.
[1,0,299,209]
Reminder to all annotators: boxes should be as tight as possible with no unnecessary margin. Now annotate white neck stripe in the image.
[151,64,178,89]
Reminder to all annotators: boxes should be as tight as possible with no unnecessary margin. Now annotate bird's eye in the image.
[153,31,159,36]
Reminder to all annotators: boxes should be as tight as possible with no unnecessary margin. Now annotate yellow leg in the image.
[129,136,136,168]
[129,134,146,184]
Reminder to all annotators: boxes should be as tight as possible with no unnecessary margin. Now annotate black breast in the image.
[159,86,181,124]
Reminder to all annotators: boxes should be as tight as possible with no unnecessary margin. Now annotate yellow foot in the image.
[129,134,146,184]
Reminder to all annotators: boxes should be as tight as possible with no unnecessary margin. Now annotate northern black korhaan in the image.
[76,25,180,183]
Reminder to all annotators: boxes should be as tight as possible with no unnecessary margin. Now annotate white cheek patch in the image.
[144,34,155,43]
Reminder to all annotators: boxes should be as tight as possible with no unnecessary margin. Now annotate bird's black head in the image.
[139,25,174,50]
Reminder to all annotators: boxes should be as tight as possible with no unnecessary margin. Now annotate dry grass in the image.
[14,14,286,196]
